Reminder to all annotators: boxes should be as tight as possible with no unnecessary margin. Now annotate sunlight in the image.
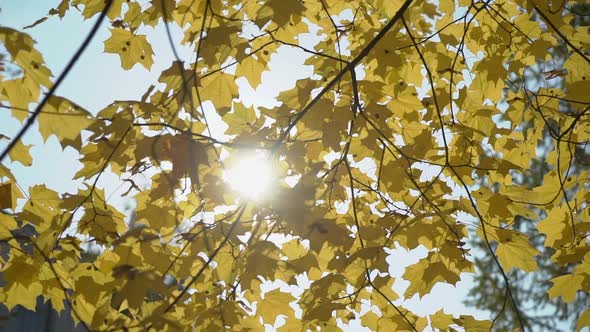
[223,151,274,200]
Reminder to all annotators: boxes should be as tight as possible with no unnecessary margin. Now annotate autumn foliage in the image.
[1,0,590,331]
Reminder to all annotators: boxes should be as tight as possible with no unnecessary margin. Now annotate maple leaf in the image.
[491,228,540,272]
[257,289,295,324]
[547,274,584,303]
[104,28,154,70]
[38,96,94,150]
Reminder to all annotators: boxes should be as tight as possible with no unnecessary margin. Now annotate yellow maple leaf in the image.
[577,308,590,332]
[104,28,154,70]
[8,140,32,166]
[547,274,584,303]
[236,56,266,89]
[257,289,295,324]
[493,229,540,272]
[0,213,17,239]
[39,96,93,150]
[199,72,238,115]
[5,282,43,311]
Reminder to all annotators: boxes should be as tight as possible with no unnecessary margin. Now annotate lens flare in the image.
[223,151,274,200]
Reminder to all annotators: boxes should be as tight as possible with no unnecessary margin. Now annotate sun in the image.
[223,151,274,200]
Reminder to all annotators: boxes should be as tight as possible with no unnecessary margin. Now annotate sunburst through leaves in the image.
[223,150,275,200]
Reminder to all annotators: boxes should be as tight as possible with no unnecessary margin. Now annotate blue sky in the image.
[0,1,493,330]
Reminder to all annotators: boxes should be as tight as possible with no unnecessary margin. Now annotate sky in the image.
[0,1,490,330]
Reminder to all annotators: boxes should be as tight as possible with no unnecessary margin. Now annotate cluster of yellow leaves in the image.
[1,0,590,331]
[0,27,52,122]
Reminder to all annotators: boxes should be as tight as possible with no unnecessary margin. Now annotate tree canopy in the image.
[1,0,590,331]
